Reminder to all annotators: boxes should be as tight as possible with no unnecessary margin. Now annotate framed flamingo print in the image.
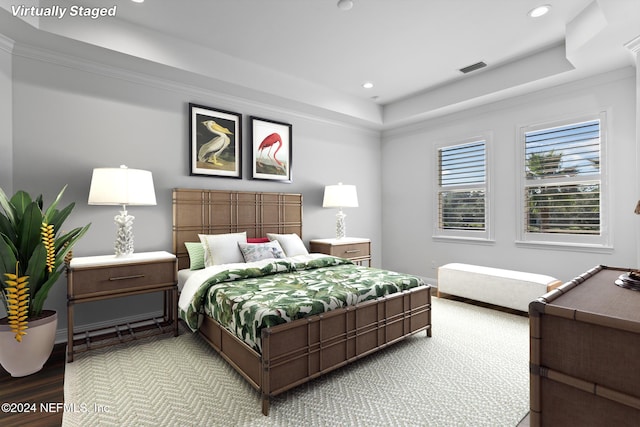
[250,116,292,182]
[189,103,242,179]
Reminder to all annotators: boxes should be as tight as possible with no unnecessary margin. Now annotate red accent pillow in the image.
[247,237,270,244]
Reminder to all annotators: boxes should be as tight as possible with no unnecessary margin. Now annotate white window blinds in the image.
[437,141,486,232]
[524,119,601,235]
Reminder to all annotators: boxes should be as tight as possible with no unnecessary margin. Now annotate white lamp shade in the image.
[323,183,358,208]
[88,165,156,206]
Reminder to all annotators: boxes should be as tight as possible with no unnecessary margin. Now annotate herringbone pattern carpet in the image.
[63,298,529,426]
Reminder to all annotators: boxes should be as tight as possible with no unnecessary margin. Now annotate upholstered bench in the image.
[437,263,562,312]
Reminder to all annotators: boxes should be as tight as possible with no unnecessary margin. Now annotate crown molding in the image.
[0,33,14,54]
[9,39,379,134]
[624,35,640,56]
[12,41,197,94]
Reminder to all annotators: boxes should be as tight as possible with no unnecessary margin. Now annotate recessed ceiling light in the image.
[528,4,551,18]
[131,0,144,3]
[362,82,374,89]
[337,0,353,11]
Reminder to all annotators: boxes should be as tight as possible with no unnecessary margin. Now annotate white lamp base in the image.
[114,209,135,256]
[335,209,347,239]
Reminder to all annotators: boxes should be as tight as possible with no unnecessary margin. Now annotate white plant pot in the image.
[0,310,57,377]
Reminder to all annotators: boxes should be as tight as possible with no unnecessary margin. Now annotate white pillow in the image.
[238,240,285,262]
[266,233,309,257]
[199,232,247,266]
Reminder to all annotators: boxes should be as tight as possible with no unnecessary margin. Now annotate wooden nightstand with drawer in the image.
[309,238,371,266]
[66,251,178,362]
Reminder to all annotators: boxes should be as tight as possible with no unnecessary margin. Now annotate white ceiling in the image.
[103,0,593,105]
[2,0,639,127]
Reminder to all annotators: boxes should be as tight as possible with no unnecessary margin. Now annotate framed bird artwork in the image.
[250,116,292,182]
[189,103,242,178]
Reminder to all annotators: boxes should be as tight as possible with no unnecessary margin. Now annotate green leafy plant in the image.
[0,186,90,341]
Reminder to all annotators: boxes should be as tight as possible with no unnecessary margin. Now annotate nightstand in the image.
[309,238,371,266]
[66,251,178,362]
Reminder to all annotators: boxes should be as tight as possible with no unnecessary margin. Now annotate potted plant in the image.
[0,185,90,376]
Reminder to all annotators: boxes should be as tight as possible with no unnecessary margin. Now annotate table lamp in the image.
[322,182,358,239]
[88,165,156,256]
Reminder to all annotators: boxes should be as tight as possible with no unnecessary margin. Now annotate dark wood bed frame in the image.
[172,188,432,415]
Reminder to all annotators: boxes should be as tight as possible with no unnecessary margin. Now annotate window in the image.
[434,137,491,241]
[518,114,609,249]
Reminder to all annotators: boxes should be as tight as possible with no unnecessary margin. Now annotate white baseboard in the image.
[55,310,164,344]
[420,276,437,287]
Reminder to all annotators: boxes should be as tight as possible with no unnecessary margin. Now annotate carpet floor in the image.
[63,297,530,426]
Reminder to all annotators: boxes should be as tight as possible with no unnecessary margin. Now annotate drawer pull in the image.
[344,249,361,254]
[109,274,145,281]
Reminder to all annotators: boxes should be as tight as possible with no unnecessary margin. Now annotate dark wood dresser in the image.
[529,265,640,426]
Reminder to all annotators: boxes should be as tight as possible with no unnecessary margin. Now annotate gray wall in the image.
[382,67,638,285]
[0,36,12,193]
[7,42,381,335]
[4,19,639,339]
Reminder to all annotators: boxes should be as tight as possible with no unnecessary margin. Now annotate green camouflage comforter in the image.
[178,254,425,353]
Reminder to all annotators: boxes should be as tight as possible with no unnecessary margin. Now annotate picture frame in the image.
[250,116,292,182]
[189,103,242,179]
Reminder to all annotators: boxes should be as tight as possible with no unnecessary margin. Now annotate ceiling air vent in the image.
[459,61,487,74]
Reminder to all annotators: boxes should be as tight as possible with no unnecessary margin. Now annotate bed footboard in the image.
[261,284,431,415]
[199,284,431,416]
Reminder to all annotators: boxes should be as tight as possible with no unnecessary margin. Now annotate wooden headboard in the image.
[172,188,303,270]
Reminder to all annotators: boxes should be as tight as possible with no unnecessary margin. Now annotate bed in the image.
[172,188,432,415]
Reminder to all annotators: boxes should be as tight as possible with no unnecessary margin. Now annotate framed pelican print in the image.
[189,103,242,178]
[250,116,292,182]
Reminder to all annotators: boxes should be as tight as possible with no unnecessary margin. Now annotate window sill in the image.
[432,236,496,245]
[515,240,614,254]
